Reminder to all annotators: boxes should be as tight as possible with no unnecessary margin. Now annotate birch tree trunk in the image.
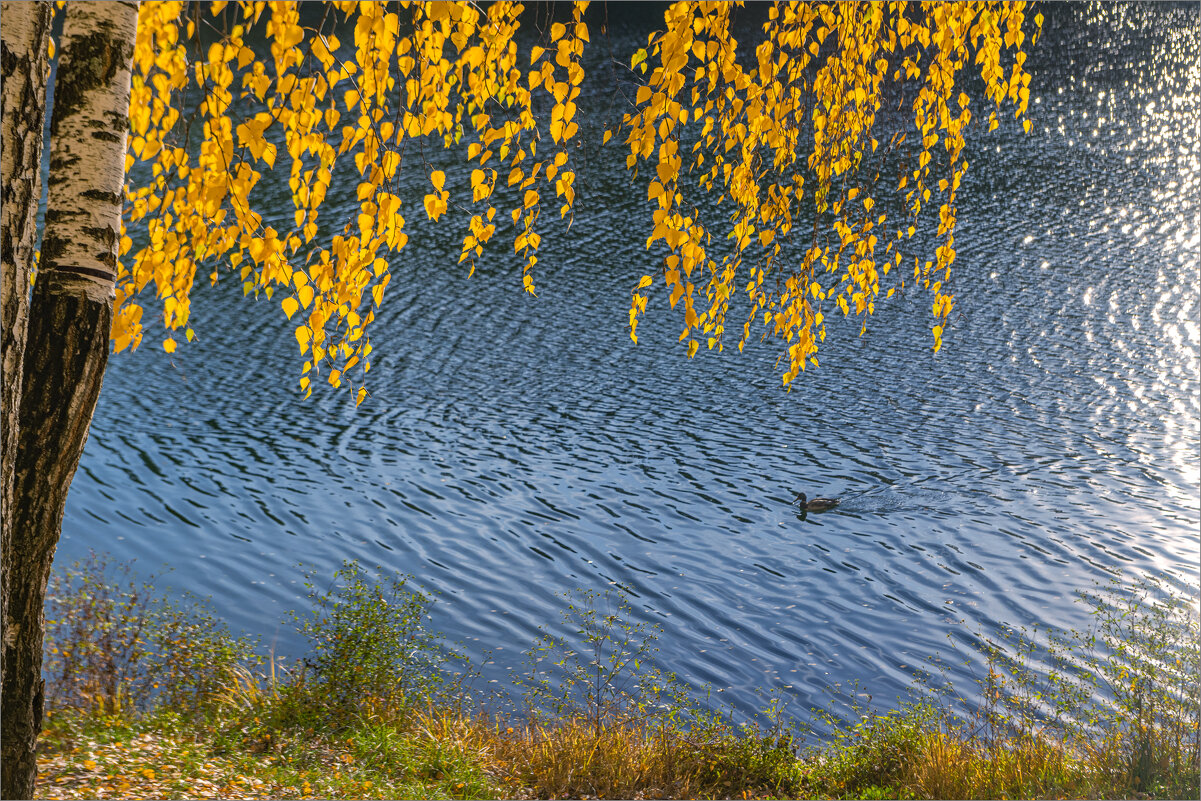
[1,3,138,796]
[1,0,53,726]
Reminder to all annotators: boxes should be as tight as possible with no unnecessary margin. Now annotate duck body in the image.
[795,492,839,512]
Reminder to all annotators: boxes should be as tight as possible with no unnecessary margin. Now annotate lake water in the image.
[58,3,1199,727]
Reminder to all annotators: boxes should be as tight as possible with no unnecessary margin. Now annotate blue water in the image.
[58,3,1199,726]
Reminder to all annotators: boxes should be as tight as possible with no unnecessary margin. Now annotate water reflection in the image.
[60,3,1198,728]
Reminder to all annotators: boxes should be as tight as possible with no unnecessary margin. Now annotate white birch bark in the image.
[0,0,52,689]
[2,2,139,796]
[39,0,139,291]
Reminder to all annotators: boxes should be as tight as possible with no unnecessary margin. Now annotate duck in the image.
[794,491,840,512]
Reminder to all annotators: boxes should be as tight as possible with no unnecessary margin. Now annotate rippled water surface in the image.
[60,4,1199,723]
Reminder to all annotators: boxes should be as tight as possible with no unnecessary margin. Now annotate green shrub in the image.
[293,561,450,721]
[43,553,257,718]
[1072,575,1200,796]
[811,702,937,797]
[926,572,1200,798]
[517,588,693,737]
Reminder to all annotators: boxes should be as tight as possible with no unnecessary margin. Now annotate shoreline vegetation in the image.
[36,556,1199,800]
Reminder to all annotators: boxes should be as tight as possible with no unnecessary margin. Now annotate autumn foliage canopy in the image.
[113,0,1040,399]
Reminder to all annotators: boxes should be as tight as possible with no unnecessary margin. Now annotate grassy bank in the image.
[36,557,1200,799]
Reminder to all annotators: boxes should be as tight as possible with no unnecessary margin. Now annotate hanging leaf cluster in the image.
[618,1,1039,383]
